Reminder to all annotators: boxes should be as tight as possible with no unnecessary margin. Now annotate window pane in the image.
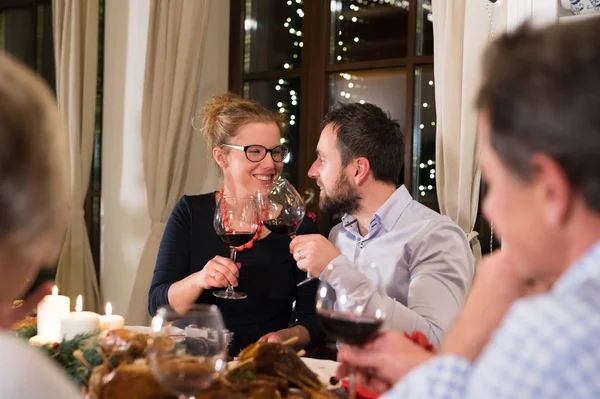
[416,0,433,56]
[412,65,436,206]
[244,0,304,73]
[243,78,301,186]
[0,5,55,90]
[38,4,56,90]
[330,0,410,64]
[1,7,36,69]
[329,68,407,129]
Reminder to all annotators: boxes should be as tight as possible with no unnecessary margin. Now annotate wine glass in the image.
[148,304,227,399]
[316,263,386,399]
[258,178,312,286]
[213,194,259,300]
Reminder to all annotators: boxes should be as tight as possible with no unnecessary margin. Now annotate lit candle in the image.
[99,302,124,331]
[34,286,70,343]
[59,295,100,340]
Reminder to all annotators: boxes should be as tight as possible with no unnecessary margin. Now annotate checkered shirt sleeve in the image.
[382,242,600,399]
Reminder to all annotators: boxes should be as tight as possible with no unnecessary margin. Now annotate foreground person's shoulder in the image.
[0,332,80,398]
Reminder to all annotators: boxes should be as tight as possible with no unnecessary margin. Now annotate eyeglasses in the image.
[221,144,289,163]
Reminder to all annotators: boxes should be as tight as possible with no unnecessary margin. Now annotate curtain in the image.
[52,0,102,312]
[126,0,211,325]
[431,0,501,262]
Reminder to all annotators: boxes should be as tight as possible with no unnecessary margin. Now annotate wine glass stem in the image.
[349,367,357,399]
[225,247,238,295]
[289,231,316,286]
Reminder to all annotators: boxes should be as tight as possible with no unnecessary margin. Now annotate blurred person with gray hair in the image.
[0,53,79,398]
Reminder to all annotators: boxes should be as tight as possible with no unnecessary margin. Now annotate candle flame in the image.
[75,295,83,312]
[52,285,58,296]
[105,302,112,316]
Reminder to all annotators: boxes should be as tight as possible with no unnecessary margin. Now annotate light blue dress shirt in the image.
[322,186,475,347]
[383,240,600,399]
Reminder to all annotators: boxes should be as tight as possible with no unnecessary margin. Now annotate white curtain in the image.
[126,0,211,325]
[432,0,505,262]
[52,0,102,312]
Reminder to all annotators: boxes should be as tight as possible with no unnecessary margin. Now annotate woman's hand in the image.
[195,256,240,289]
[168,256,240,314]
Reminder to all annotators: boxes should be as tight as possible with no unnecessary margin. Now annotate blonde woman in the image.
[149,93,324,355]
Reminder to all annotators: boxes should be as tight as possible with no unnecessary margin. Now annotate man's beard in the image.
[319,173,361,215]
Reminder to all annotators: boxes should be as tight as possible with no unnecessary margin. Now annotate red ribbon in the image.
[404,330,436,353]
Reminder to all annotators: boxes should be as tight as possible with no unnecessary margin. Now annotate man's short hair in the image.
[320,102,404,186]
[477,19,600,213]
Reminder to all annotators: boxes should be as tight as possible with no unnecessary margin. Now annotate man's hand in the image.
[290,234,341,278]
[258,325,310,350]
[336,331,434,392]
[0,281,53,329]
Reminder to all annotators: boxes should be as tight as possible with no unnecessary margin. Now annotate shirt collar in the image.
[552,239,600,295]
[340,185,413,234]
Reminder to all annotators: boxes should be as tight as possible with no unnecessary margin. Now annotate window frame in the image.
[229,0,433,231]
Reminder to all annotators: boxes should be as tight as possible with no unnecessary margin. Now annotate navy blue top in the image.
[148,193,324,355]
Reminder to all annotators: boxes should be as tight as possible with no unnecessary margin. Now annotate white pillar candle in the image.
[36,285,70,342]
[99,302,124,331]
[59,295,100,340]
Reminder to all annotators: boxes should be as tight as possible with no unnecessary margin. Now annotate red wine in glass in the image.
[317,310,383,346]
[213,194,259,300]
[262,219,299,236]
[315,264,386,399]
[259,178,316,286]
[216,232,256,248]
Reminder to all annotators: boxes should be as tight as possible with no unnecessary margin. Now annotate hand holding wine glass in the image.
[316,263,386,399]
[213,194,259,300]
[259,178,317,286]
[148,304,227,399]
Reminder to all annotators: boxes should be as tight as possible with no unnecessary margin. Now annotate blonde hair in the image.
[0,53,67,255]
[193,93,286,165]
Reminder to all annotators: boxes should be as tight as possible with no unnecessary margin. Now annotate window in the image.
[230,0,435,231]
[0,0,104,277]
[0,0,55,89]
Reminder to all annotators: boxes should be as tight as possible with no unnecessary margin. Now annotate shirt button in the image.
[359,242,364,248]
